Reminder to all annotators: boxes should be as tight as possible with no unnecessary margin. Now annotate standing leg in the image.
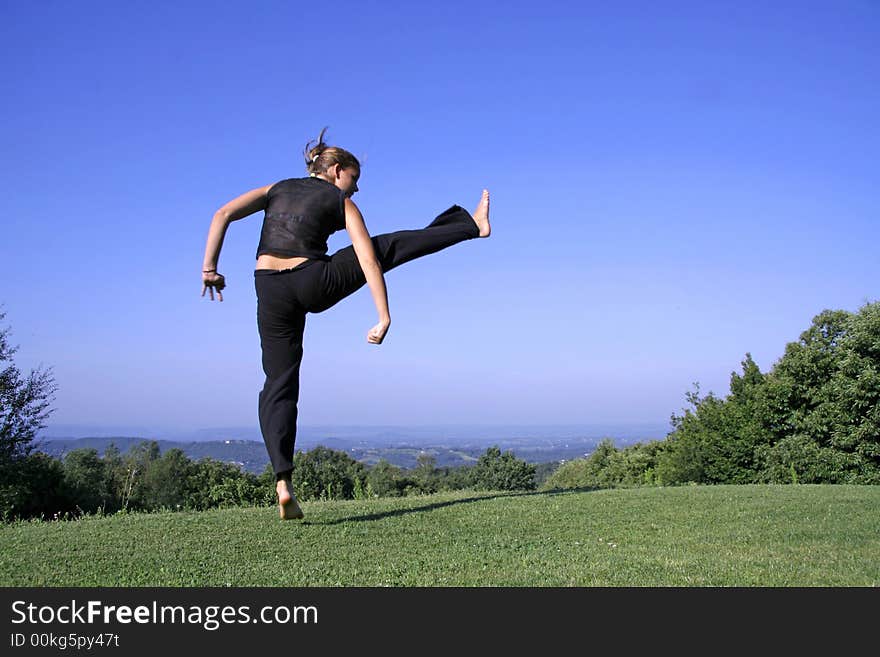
[255,271,307,519]
[306,202,484,313]
[256,275,305,475]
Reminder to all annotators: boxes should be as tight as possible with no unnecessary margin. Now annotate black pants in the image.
[254,204,479,475]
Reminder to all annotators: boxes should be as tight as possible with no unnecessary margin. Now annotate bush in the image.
[291,446,366,501]
[468,446,536,491]
[755,435,866,484]
[541,440,667,491]
[365,459,406,497]
[188,458,269,509]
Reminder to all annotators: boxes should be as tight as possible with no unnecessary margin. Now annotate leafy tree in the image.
[539,456,596,491]
[366,459,406,497]
[541,440,667,491]
[414,453,436,481]
[407,453,447,494]
[755,434,857,484]
[257,464,277,498]
[62,448,110,513]
[121,440,161,510]
[468,446,536,491]
[534,461,563,488]
[1,452,70,520]
[0,311,60,519]
[187,458,269,509]
[140,448,192,510]
[658,357,768,485]
[0,311,57,462]
[825,303,880,482]
[541,440,619,490]
[432,464,472,491]
[749,303,880,483]
[661,385,723,484]
[659,302,880,485]
[100,442,128,512]
[770,309,851,445]
[291,446,366,501]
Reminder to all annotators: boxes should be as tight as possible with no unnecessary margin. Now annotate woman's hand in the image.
[201,271,226,302]
[367,318,391,344]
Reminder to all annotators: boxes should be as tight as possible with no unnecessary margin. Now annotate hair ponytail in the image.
[304,127,360,176]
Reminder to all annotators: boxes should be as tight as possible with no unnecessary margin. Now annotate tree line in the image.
[543,301,880,490]
[1,441,538,520]
[0,309,539,520]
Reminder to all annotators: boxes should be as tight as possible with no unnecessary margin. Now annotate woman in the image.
[201,129,490,519]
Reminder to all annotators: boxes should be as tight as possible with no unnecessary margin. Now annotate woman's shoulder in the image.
[269,176,307,188]
[270,176,340,192]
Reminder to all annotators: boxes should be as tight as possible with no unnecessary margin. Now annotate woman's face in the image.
[334,166,360,198]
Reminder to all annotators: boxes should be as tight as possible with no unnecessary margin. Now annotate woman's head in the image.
[304,128,360,196]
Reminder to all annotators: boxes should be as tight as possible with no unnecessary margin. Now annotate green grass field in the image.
[1,485,878,586]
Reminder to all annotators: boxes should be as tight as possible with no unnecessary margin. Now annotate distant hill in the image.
[40,423,668,444]
[34,432,650,474]
[35,437,272,474]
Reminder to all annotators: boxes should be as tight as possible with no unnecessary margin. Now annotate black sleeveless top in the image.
[255,176,346,260]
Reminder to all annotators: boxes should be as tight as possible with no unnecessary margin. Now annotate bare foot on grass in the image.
[472,189,491,237]
[276,479,304,520]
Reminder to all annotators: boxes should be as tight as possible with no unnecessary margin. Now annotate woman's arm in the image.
[201,184,272,302]
[344,197,391,344]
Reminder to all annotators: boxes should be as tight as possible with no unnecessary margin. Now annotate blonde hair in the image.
[304,127,360,176]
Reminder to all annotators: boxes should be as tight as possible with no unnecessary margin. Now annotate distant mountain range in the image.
[41,422,669,443]
[36,424,669,474]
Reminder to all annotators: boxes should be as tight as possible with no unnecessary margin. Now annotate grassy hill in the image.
[1,485,877,586]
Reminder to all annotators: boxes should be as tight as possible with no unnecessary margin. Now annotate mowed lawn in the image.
[1,485,877,586]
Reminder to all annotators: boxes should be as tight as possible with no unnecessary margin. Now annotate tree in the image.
[291,446,366,501]
[659,302,880,485]
[0,311,60,519]
[101,443,127,512]
[826,302,880,482]
[658,357,769,485]
[411,453,440,493]
[187,458,268,510]
[139,448,192,510]
[122,440,161,510]
[751,304,880,483]
[0,311,57,463]
[1,452,70,520]
[62,448,110,514]
[770,309,851,445]
[544,438,667,490]
[468,446,536,491]
[366,459,406,497]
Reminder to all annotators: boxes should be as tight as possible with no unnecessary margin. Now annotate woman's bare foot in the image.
[276,479,304,520]
[472,189,491,237]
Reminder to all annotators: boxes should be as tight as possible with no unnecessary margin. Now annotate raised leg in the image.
[307,203,481,313]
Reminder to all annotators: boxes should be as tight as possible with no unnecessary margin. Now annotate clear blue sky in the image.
[1,1,877,436]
